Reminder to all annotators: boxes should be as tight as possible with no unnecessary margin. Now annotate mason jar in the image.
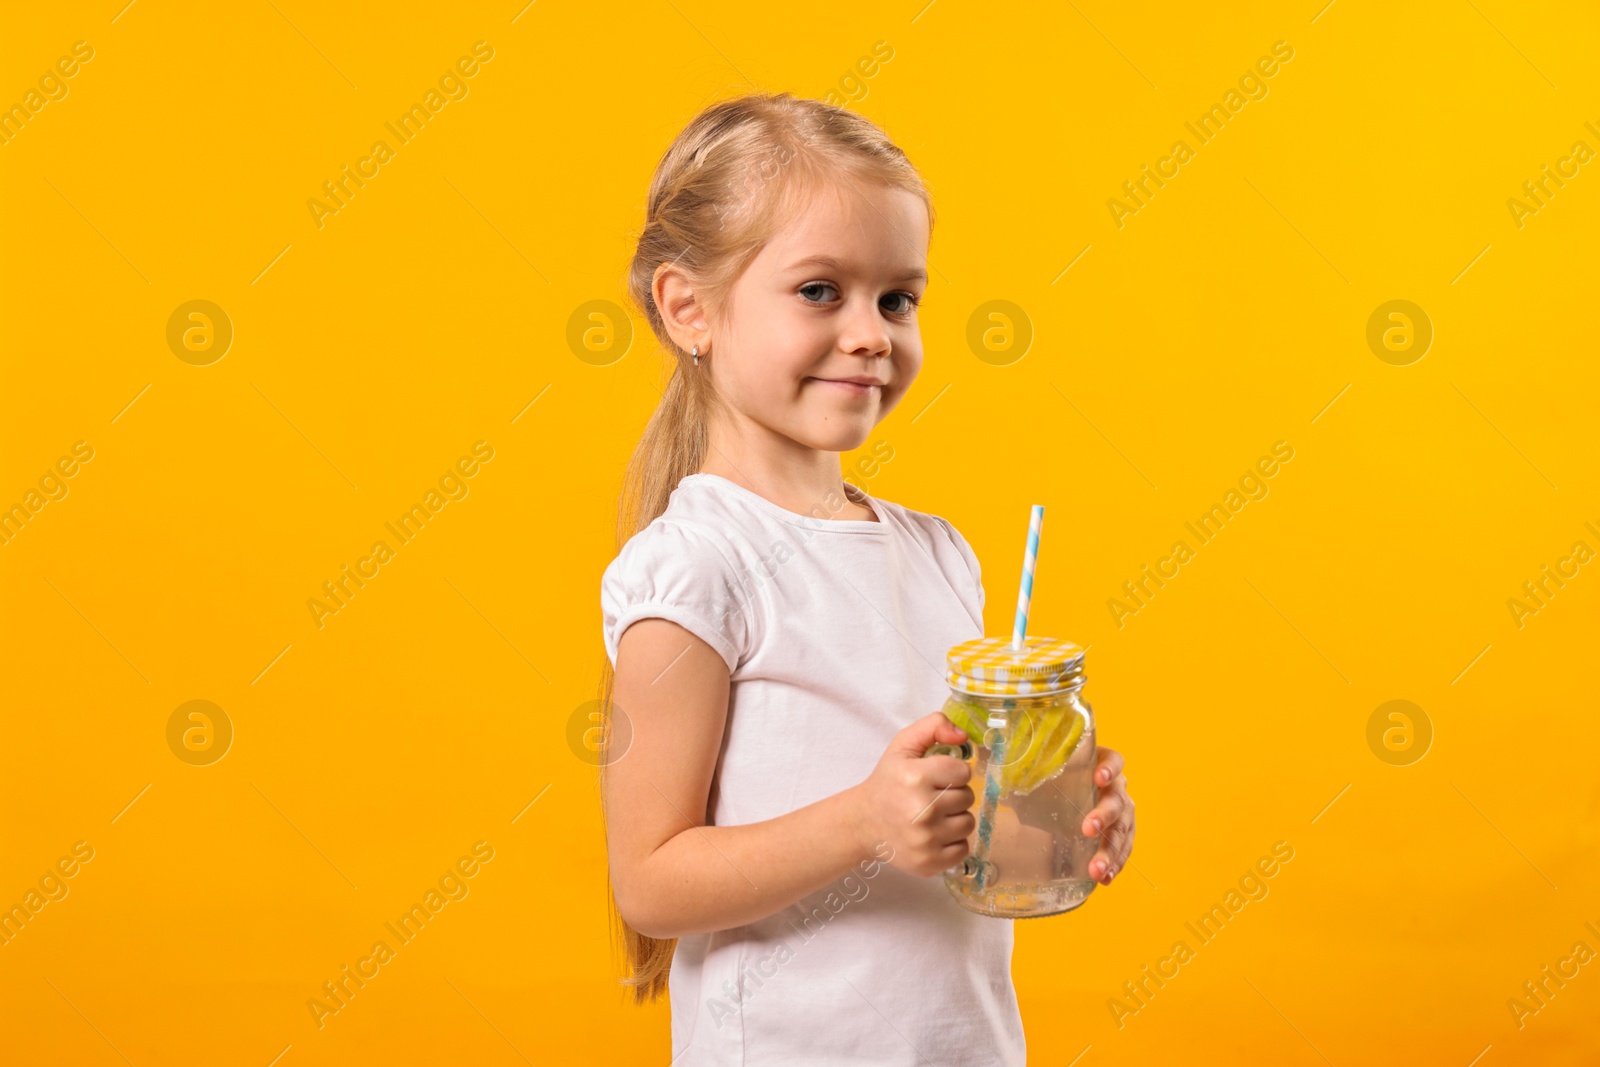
[924,636,1099,918]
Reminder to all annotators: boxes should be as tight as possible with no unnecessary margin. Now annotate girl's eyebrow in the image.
[783,253,927,283]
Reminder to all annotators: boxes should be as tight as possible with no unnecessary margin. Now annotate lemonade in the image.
[928,635,1100,918]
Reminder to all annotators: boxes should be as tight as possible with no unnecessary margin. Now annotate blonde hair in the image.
[599,91,933,1004]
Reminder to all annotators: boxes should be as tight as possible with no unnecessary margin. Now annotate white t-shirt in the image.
[600,471,1025,1066]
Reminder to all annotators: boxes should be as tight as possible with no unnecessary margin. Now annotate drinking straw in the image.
[1011,504,1045,652]
[973,504,1045,892]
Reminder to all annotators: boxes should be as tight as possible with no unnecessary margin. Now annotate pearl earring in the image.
[692,344,701,366]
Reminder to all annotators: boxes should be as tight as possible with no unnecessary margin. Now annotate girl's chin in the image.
[797,423,875,454]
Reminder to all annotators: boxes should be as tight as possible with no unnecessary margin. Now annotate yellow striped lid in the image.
[946,635,1085,696]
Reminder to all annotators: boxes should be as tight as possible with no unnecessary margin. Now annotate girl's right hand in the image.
[851,712,976,878]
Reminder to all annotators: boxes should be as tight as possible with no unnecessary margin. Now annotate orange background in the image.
[2,1,1597,1063]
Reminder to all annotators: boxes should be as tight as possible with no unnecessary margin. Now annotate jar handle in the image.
[921,740,972,760]
[921,739,982,879]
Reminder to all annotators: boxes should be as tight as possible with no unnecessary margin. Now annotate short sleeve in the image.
[600,520,749,675]
[933,515,985,611]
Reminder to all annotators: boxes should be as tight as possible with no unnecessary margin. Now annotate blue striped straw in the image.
[1011,505,1045,652]
[972,718,1007,891]
[973,504,1047,892]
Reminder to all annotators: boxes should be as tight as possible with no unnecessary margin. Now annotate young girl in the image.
[598,92,1136,1065]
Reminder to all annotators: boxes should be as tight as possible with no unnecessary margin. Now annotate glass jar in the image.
[924,635,1099,918]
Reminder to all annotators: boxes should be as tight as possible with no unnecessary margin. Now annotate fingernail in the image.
[1088,817,1102,835]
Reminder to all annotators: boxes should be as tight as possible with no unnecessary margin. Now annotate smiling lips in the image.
[811,376,885,397]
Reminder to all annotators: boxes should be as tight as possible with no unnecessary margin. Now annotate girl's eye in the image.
[882,291,921,315]
[798,283,922,315]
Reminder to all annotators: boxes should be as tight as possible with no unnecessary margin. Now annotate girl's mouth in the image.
[809,377,884,397]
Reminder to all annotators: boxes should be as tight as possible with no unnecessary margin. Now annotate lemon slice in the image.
[999,706,1049,793]
[941,698,987,746]
[1016,709,1086,794]
[939,699,1087,795]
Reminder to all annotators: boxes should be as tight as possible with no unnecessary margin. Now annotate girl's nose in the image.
[838,303,892,357]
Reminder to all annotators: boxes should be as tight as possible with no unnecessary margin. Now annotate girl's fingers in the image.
[931,785,975,818]
[1086,782,1134,884]
[1080,777,1127,837]
[1090,823,1133,882]
[1094,746,1124,788]
[1107,817,1133,865]
[923,755,974,791]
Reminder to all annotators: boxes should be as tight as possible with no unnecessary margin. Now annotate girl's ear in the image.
[652,262,710,353]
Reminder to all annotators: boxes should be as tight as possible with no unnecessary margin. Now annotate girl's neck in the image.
[699,426,875,523]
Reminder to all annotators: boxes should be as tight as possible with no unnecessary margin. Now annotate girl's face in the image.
[709,181,930,454]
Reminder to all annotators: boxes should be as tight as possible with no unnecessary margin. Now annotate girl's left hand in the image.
[1081,746,1134,885]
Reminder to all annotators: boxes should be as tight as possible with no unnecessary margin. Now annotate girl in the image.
[598,93,1136,1065]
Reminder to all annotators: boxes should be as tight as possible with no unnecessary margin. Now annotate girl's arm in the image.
[604,617,974,940]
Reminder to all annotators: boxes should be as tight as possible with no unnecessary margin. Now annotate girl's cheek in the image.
[898,356,924,390]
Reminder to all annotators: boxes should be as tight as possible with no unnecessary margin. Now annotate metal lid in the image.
[946,635,1086,696]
